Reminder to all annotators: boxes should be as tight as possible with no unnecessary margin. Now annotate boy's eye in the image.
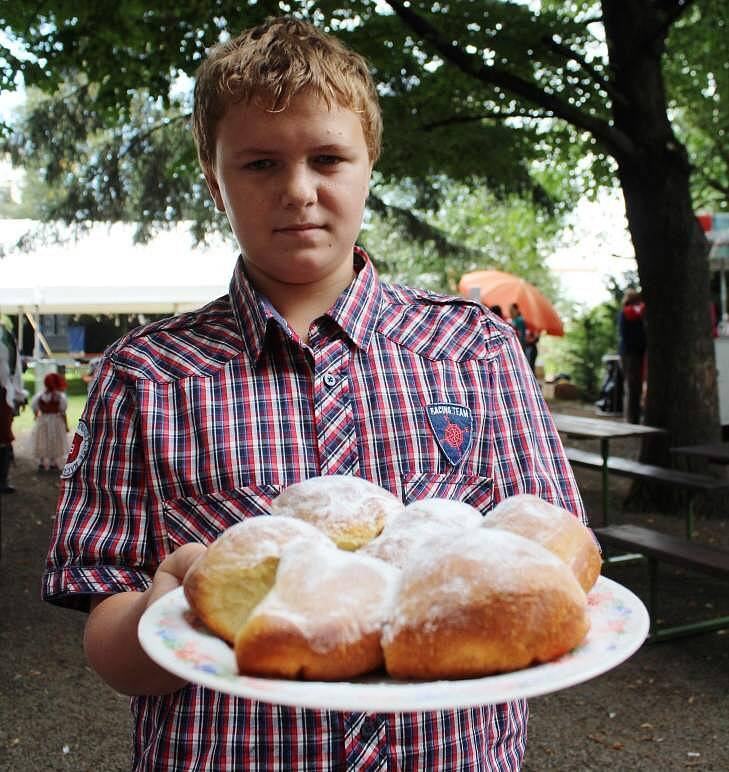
[314,155,342,166]
[244,159,275,171]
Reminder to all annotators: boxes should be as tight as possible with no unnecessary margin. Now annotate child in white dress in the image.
[31,372,69,471]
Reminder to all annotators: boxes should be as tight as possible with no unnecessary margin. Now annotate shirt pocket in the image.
[401,471,493,513]
[162,484,281,547]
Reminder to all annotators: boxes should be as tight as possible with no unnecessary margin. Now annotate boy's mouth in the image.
[276,223,323,232]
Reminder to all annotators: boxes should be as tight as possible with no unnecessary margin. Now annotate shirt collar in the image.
[228,246,383,361]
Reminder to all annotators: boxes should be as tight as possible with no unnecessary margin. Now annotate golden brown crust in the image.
[483,494,602,592]
[382,529,590,680]
[234,615,385,681]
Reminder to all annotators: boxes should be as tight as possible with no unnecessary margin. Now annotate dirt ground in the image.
[1,401,728,771]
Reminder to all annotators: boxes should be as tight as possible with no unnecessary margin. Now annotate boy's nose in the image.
[280,165,317,208]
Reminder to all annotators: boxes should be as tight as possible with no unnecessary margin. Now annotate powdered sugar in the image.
[207,516,332,567]
[247,539,400,654]
[484,494,567,542]
[404,497,484,526]
[270,475,404,549]
[362,497,482,568]
[383,528,570,642]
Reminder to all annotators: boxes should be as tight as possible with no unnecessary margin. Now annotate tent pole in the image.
[33,305,42,359]
[18,309,24,362]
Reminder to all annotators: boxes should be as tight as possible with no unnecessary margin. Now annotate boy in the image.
[43,17,585,770]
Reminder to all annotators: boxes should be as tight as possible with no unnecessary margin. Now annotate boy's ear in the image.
[204,169,226,213]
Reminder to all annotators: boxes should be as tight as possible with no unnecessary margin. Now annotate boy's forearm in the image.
[84,591,188,696]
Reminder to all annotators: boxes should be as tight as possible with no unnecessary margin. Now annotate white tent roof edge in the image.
[0,218,236,315]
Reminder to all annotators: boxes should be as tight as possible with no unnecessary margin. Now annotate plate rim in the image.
[138,575,649,711]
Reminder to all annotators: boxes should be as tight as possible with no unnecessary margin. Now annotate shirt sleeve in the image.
[488,329,586,524]
[42,355,162,611]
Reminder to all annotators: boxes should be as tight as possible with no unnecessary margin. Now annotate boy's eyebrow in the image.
[231,142,354,157]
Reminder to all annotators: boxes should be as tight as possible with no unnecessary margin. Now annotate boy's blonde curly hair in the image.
[193,17,382,172]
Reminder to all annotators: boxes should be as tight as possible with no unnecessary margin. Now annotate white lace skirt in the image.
[32,414,69,463]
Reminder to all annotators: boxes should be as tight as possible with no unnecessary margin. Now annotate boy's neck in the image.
[246,265,356,343]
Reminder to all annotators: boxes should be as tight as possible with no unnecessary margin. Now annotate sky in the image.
[0,88,24,124]
[547,192,636,308]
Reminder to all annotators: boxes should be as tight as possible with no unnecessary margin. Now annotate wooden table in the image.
[553,414,666,523]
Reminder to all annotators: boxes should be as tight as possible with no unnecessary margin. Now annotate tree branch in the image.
[119,112,190,159]
[540,34,627,107]
[422,110,540,131]
[385,0,635,162]
[705,176,729,197]
[367,191,478,260]
[651,0,699,42]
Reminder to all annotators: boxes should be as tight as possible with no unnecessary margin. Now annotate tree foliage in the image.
[363,180,563,295]
[2,0,727,450]
[664,0,729,210]
[3,1,721,221]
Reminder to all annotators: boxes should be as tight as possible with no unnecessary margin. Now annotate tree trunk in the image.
[603,0,720,463]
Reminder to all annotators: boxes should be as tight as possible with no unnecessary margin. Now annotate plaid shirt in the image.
[43,248,584,771]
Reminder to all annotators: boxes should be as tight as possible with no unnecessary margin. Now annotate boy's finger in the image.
[159,543,207,582]
[146,543,207,607]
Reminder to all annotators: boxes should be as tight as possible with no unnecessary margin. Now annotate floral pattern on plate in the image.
[138,575,649,712]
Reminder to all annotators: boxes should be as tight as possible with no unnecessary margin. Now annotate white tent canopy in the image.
[0,219,236,315]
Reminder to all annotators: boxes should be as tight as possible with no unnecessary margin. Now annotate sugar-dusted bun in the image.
[362,498,483,569]
[404,498,484,527]
[234,540,399,680]
[382,529,589,680]
[183,516,331,644]
[483,494,602,591]
[269,475,404,551]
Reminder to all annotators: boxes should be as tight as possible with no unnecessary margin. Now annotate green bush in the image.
[563,303,620,399]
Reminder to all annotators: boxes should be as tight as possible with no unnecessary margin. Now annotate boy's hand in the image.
[145,543,207,610]
[85,542,208,696]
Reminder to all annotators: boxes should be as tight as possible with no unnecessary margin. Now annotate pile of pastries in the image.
[182,475,602,681]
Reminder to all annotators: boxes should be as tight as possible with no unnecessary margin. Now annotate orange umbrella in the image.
[459,270,564,336]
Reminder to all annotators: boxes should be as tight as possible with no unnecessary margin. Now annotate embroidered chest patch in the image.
[61,419,91,478]
[425,403,474,466]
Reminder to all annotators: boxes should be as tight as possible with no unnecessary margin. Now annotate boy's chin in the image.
[245,250,355,283]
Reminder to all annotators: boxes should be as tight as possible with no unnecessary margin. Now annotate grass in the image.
[13,368,89,436]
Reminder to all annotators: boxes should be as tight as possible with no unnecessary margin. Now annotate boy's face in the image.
[205,90,372,303]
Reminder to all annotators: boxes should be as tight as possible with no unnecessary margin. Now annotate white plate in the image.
[138,575,648,712]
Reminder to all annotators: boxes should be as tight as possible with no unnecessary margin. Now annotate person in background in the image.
[618,288,647,424]
[489,304,504,319]
[0,324,27,494]
[509,302,527,348]
[31,372,69,471]
[524,328,540,374]
[42,17,585,770]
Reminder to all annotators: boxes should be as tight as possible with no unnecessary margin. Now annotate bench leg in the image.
[647,556,658,635]
[687,498,695,541]
[642,551,729,643]
[648,616,729,643]
[600,439,610,527]
[604,551,645,566]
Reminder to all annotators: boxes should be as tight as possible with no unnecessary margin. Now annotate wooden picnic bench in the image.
[553,414,665,525]
[594,524,729,642]
[564,447,729,538]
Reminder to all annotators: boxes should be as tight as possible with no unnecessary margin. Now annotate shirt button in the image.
[323,373,337,387]
[360,716,378,742]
